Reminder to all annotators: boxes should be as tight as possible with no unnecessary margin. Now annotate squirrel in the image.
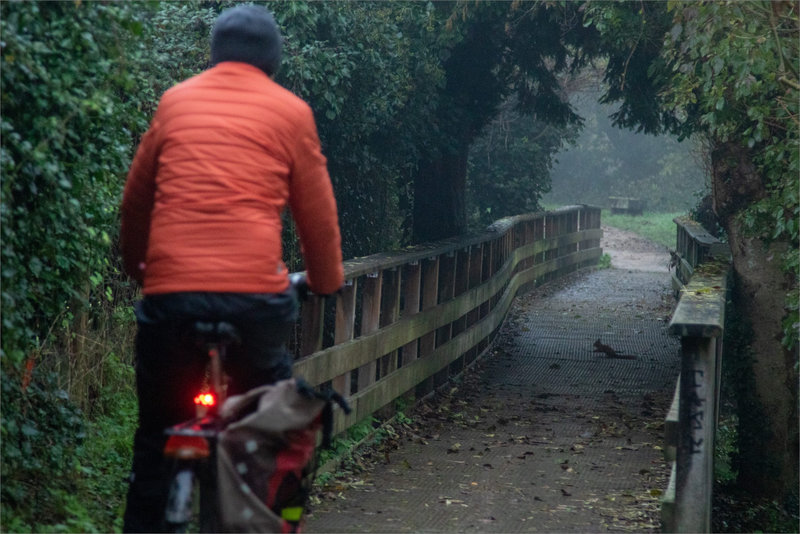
[668,249,680,271]
[593,339,637,360]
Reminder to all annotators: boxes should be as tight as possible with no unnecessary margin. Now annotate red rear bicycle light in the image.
[164,435,210,459]
[194,392,216,407]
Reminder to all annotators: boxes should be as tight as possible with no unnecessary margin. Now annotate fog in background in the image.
[544,90,708,213]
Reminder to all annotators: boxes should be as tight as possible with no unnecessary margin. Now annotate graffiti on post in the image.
[686,368,706,454]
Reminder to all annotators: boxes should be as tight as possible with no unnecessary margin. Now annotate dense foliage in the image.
[275,2,447,258]
[1,2,146,366]
[467,98,575,228]
[662,1,799,349]
[0,3,151,529]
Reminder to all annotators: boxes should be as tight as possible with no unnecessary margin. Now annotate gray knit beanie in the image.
[210,4,282,76]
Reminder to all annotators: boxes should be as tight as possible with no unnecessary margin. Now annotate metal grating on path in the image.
[486,310,679,398]
[306,268,680,533]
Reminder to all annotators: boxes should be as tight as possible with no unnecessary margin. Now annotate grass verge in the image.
[601,210,685,249]
[540,204,685,249]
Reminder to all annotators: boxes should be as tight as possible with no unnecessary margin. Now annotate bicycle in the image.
[162,317,239,532]
[161,273,348,533]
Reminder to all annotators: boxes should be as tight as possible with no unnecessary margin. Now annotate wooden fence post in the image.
[465,244,484,364]
[416,257,439,398]
[435,253,456,386]
[480,242,493,320]
[452,248,470,337]
[674,336,717,533]
[357,272,382,394]
[379,268,401,378]
[300,296,324,357]
[333,279,357,397]
[401,262,422,365]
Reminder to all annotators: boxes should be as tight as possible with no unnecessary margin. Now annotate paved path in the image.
[306,228,678,533]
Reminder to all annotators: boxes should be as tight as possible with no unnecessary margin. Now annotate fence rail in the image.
[662,217,731,532]
[290,206,603,436]
[671,216,730,293]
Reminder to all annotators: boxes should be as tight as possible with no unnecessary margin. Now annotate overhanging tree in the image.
[410,1,598,242]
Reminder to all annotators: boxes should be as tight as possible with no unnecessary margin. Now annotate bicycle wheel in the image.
[165,465,195,532]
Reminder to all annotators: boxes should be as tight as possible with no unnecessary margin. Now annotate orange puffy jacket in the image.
[121,62,344,295]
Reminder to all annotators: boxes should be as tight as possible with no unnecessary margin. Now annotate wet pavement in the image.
[305,228,679,533]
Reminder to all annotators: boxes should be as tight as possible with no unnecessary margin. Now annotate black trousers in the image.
[122,290,298,533]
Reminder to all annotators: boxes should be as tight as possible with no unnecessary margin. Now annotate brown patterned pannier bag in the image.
[217,378,349,533]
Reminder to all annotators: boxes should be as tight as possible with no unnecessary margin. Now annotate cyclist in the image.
[119,5,344,532]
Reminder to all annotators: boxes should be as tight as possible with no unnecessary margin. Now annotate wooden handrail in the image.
[290,206,603,435]
[672,216,730,291]
[662,218,731,533]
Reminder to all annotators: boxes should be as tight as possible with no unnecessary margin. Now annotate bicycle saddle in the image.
[191,321,241,346]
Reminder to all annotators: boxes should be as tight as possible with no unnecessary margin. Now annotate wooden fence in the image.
[662,217,731,532]
[289,206,603,436]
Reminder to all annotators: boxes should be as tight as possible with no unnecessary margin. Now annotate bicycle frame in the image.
[163,324,234,532]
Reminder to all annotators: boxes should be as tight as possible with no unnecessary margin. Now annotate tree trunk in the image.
[711,141,799,499]
[412,145,469,243]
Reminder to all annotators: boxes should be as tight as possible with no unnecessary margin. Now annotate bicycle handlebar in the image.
[288,272,310,301]
[289,272,343,300]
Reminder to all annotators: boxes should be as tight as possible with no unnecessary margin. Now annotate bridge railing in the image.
[671,216,730,292]
[289,206,603,436]
[662,217,731,533]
